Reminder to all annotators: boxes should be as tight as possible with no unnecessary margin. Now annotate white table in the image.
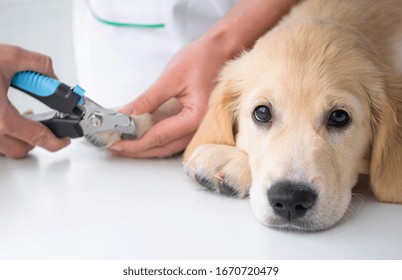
[1,141,402,259]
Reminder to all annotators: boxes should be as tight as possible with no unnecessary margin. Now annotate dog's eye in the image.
[328,110,350,127]
[253,105,272,123]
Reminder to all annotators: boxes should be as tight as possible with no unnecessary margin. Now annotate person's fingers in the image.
[120,74,185,116]
[110,106,201,154]
[8,115,70,152]
[0,135,34,159]
[112,134,194,158]
[3,45,55,79]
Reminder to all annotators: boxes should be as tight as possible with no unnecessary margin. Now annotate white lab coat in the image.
[72,0,238,107]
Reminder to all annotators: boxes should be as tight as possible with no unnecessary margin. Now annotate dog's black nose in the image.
[267,181,317,221]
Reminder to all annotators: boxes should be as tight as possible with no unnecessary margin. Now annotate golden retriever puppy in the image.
[184,0,402,231]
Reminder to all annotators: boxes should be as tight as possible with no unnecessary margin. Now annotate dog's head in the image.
[192,20,402,231]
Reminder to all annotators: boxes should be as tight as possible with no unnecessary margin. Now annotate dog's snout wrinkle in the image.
[268,181,317,221]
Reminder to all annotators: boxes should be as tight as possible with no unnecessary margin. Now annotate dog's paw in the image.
[85,113,153,148]
[86,98,181,148]
[184,144,251,198]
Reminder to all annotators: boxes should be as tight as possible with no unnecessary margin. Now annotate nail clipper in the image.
[10,71,136,147]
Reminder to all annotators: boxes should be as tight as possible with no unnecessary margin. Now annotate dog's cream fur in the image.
[93,0,402,231]
[184,0,402,231]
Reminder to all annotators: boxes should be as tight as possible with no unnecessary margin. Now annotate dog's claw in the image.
[195,173,215,191]
[194,173,239,197]
[218,181,239,196]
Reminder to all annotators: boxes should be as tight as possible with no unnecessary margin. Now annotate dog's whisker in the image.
[237,183,251,198]
[351,192,365,216]
[344,207,356,219]
[344,192,365,221]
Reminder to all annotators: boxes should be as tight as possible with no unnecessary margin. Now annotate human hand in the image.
[108,0,297,158]
[110,35,233,158]
[0,44,70,158]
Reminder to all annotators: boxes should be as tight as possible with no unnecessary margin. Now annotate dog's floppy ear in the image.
[370,75,402,203]
[183,67,241,161]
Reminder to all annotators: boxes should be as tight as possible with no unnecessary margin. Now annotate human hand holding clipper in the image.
[0,44,70,158]
[1,44,148,158]
[11,70,138,142]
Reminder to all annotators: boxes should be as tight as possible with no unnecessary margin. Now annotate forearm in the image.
[202,0,299,58]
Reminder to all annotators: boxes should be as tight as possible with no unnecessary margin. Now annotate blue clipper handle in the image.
[11,71,84,114]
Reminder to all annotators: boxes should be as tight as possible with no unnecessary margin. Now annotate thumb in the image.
[121,74,182,115]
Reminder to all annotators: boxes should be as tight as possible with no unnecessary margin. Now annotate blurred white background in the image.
[1,0,75,112]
